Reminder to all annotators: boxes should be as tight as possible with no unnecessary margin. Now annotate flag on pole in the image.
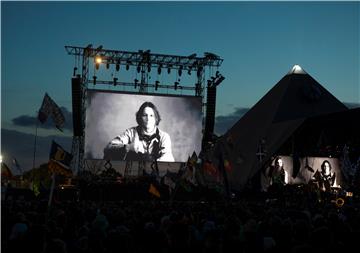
[148,183,161,198]
[38,93,65,131]
[48,141,73,176]
[12,158,22,174]
[49,141,73,168]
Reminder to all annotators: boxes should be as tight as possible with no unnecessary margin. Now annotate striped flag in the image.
[38,93,65,131]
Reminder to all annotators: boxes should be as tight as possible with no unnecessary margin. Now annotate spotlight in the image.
[73,67,78,76]
[178,66,183,76]
[95,56,102,69]
[157,64,162,75]
[93,76,97,85]
[155,80,159,90]
[113,77,118,86]
[167,66,171,74]
[174,81,179,90]
[126,64,130,71]
[134,79,138,89]
[116,61,120,71]
[106,63,110,69]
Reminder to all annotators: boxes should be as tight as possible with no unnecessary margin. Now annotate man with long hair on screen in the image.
[103,101,174,162]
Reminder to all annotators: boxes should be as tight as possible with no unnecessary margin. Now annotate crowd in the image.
[2,185,360,253]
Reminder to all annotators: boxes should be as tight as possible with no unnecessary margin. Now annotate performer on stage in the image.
[268,156,287,186]
[103,101,174,162]
[311,160,336,192]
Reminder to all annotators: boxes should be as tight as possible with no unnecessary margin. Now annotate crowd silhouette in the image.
[2,184,360,253]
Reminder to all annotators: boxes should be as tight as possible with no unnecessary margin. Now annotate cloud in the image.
[12,106,73,131]
[1,128,72,173]
[214,107,250,135]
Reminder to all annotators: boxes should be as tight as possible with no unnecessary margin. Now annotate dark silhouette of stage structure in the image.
[65,45,224,176]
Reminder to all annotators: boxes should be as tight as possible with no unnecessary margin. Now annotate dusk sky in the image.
[1,1,359,171]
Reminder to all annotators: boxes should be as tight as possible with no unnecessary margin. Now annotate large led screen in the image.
[84,90,203,162]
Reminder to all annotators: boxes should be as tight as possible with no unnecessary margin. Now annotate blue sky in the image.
[1,1,359,170]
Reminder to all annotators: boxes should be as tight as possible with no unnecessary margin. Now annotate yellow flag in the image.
[148,183,160,198]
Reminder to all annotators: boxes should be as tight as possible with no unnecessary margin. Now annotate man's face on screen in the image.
[141,107,156,133]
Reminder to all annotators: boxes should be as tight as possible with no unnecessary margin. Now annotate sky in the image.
[1,1,359,171]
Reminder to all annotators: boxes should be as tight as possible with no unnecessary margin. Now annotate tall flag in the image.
[48,141,73,176]
[38,93,65,131]
[49,141,72,167]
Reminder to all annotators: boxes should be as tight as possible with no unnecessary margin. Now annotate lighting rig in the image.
[65,45,223,95]
[65,45,223,173]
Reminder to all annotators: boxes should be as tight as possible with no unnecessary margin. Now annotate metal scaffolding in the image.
[65,45,223,174]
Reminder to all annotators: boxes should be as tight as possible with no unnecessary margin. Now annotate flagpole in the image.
[32,113,39,192]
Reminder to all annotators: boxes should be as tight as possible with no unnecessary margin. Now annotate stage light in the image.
[155,80,159,90]
[116,61,120,71]
[73,67,78,76]
[93,76,97,85]
[174,81,179,90]
[95,56,101,70]
[126,63,130,71]
[134,79,138,89]
[106,63,110,69]
[113,77,118,86]
[178,66,183,76]
[95,56,102,64]
[167,65,172,74]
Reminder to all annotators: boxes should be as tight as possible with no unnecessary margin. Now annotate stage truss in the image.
[65,45,223,174]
